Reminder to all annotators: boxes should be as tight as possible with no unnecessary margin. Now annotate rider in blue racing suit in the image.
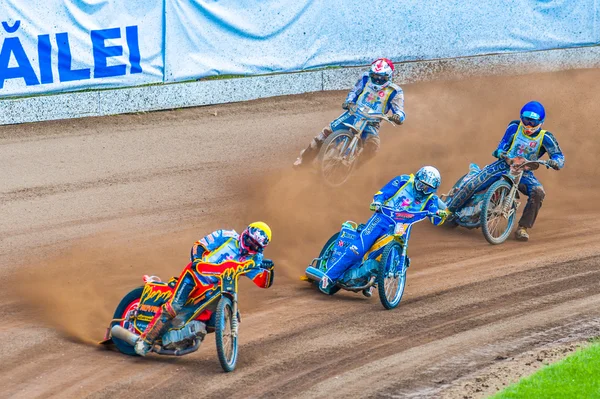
[293,58,405,167]
[320,166,448,295]
[446,101,564,241]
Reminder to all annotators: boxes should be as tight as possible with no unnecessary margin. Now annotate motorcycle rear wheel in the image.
[318,130,358,187]
[111,286,144,356]
[215,296,239,372]
[480,179,516,245]
[377,242,406,310]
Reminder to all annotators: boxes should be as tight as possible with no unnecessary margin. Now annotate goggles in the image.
[369,72,389,86]
[521,116,542,128]
[415,179,435,195]
[243,233,263,253]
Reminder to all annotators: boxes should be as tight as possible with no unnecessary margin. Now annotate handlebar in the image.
[376,205,437,218]
[347,103,399,126]
[500,154,549,170]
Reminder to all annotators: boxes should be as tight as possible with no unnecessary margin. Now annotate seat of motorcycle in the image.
[356,223,366,233]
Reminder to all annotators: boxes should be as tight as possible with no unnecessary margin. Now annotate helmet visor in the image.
[369,72,389,86]
[415,179,435,195]
[243,233,263,253]
[521,116,542,128]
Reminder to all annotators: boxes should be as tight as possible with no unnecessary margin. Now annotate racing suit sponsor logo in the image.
[394,212,414,219]
[363,216,380,234]
[222,230,238,238]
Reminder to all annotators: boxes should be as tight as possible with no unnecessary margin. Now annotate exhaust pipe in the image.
[111,325,140,346]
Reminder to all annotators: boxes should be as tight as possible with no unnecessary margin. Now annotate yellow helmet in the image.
[240,221,272,253]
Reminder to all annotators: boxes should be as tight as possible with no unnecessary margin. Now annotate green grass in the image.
[491,342,600,399]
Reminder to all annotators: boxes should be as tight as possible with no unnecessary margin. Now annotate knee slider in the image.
[531,186,546,202]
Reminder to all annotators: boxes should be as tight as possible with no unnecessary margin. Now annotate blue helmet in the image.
[520,101,545,134]
[414,166,441,199]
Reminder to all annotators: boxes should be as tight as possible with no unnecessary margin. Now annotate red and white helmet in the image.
[369,58,394,90]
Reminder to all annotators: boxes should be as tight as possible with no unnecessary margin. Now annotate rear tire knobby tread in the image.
[215,296,238,372]
[111,286,144,356]
[480,179,515,245]
[377,242,406,310]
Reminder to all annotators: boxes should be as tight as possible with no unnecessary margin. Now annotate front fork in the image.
[343,135,360,162]
[501,174,522,217]
[231,293,239,338]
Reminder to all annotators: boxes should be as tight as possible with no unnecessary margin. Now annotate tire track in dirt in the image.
[1,68,600,398]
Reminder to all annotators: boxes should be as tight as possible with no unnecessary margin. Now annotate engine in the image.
[162,321,207,350]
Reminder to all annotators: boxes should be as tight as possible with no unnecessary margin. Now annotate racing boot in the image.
[362,286,374,298]
[515,226,529,242]
[134,303,177,356]
[293,146,318,168]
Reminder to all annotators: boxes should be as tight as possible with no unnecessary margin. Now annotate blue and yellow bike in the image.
[302,206,432,309]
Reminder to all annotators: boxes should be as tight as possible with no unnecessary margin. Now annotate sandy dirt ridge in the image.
[1,68,599,398]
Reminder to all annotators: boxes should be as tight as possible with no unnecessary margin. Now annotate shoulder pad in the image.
[508,119,520,126]
[388,82,403,93]
[220,229,239,239]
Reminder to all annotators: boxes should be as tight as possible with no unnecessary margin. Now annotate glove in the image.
[342,101,350,110]
[389,114,403,125]
[547,159,560,170]
[436,209,450,219]
[493,149,507,159]
[261,259,274,270]
[369,201,382,212]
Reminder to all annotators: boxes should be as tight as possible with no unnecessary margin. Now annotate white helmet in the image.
[369,58,394,91]
[414,166,441,196]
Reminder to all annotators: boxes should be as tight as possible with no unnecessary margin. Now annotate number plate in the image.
[394,223,407,235]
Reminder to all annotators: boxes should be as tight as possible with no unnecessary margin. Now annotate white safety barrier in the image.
[1,0,599,97]
[2,45,599,125]
[165,0,600,82]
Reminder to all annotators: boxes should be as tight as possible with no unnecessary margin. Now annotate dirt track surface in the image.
[1,68,600,398]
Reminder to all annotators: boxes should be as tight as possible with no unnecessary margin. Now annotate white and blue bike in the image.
[302,206,433,310]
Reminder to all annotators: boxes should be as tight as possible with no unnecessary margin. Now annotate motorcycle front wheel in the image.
[317,130,358,187]
[480,179,516,245]
[377,242,406,310]
[215,296,239,372]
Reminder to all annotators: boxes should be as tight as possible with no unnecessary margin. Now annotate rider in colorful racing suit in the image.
[446,101,564,241]
[134,222,275,356]
[320,166,448,295]
[293,58,405,167]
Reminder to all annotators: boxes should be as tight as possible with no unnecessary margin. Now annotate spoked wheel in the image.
[377,242,407,310]
[111,286,143,356]
[480,180,516,245]
[317,131,358,187]
[215,296,239,372]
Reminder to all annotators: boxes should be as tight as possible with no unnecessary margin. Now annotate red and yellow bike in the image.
[101,259,261,372]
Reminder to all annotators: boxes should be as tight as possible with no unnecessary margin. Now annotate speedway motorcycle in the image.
[100,259,260,372]
[318,103,399,187]
[302,206,435,309]
[442,156,549,245]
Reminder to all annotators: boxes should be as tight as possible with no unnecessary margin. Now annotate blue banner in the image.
[0,0,163,97]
